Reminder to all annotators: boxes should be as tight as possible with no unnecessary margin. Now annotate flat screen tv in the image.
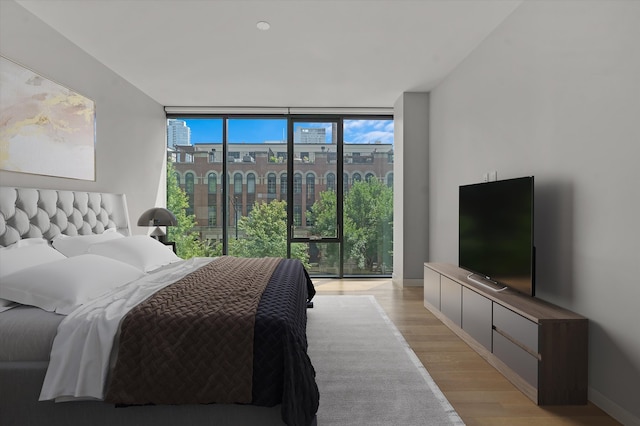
[459,176,535,296]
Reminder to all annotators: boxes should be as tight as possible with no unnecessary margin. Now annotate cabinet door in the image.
[462,287,493,351]
[440,276,462,327]
[424,265,441,310]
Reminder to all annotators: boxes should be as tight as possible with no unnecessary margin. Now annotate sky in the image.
[182,118,394,145]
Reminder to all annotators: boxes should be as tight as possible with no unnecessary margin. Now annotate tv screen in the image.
[459,176,535,296]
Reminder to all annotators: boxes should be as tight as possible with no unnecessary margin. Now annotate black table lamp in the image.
[137,208,177,242]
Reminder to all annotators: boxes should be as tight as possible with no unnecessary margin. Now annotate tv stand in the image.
[466,273,508,292]
[424,262,588,405]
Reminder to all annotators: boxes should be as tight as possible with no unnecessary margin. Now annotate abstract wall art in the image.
[0,56,96,181]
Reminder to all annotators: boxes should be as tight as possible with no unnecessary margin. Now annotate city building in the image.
[170,138,394,244]
[166,119,191,148]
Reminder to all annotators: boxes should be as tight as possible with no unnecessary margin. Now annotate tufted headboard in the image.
[0,187,131,247]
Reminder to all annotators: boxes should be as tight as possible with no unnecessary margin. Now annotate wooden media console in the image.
[424,262,588,405]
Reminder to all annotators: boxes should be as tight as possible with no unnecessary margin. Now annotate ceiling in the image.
[16,0,521,109]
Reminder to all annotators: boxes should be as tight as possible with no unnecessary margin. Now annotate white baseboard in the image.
[589,387,639,426]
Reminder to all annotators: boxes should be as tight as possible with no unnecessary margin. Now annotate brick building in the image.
[170,141,394,244]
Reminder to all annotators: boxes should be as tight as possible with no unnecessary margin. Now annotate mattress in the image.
[0,306,64,362]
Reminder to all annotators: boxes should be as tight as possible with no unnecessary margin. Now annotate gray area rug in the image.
[307,295,464,426]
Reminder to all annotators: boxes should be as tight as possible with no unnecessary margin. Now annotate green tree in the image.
[230,200,309,268]
[307,190,340,265]
[344,179,393,271]
[311,179,393,273]
[166,160,214,258]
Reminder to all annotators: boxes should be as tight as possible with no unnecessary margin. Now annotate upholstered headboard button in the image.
[0,187,131,247]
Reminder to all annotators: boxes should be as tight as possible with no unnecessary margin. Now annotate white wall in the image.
[429,1,640,424]
[0,1,167,234]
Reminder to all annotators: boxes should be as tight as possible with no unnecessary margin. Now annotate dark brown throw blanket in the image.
[105,256,282,405]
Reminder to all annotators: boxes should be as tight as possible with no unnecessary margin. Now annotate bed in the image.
[0,186,319,426]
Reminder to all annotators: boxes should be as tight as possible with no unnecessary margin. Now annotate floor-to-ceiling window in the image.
[343,118,394,275]
[166,114,393,277]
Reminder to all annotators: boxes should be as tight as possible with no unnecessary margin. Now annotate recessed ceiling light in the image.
[256,21,271,31]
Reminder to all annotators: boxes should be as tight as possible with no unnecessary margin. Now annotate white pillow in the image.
[52,230,124,257]
[0,238,66,278]
[88,235,181,272]
[0,254,145,315]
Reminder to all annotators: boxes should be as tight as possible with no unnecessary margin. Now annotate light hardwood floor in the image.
[313,279,620,426]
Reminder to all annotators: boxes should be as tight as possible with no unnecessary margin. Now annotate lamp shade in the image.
[137,208,178,227]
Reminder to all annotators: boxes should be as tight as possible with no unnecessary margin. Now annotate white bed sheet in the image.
[39,257,214,402]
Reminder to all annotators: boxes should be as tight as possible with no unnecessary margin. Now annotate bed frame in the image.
[0,186,302,426]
